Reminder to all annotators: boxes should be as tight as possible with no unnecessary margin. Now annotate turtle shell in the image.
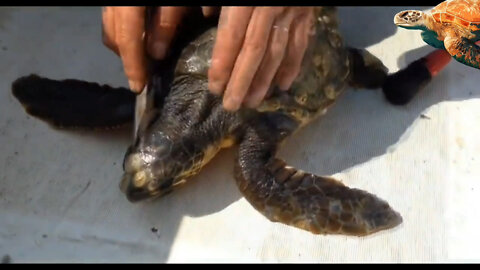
[431,0,480,31]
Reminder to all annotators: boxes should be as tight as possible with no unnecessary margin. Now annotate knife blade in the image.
[133,85,148,139]
[133,6,156,140]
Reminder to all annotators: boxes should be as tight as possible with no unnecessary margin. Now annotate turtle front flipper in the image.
[347,48,388,89]
[234,114,402,236]
[12,74,136,129]
[421,30,445,50]
[444,36,480,70]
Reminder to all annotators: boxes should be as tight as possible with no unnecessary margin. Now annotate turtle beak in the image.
[394,17,405,26]
[393,10,424,28]
[394,11,410,26]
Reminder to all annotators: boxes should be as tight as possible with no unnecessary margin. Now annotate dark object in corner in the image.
[1,255,11,264]
[382,58,432,105]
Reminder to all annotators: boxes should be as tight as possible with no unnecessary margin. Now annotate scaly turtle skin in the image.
[393,0,480,69]
[12,7,402,236]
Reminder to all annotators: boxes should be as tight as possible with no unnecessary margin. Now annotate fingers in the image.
[147,7,187,60]
[208,7,254,96]
[222,7,282,111]
[275,9,314,91]
[103,5,315,102]
[208,7,315,111]
[202,6,219,17]
[243,10,295,108]
[101,7,195,94]
[113,7,147,93]
[102,7,119,55]
[102,7,187,93]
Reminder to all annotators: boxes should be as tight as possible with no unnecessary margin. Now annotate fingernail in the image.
[244,88,264,108]
[244,98,260,109]
[223,95,240,111]
[209,80,224,95]
[151,41,167,60]
[128,80,144,93]
[275,71,290,91]
[210,58,220,68]
[278,79,292,91]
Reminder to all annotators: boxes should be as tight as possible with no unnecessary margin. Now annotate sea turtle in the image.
[393,0,480,69]
[384,1,480,105]
[11,7,402,236]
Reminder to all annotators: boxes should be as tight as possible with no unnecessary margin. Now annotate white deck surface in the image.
[1,7,479,262]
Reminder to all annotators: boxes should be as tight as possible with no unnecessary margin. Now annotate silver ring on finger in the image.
[272,25,289,33]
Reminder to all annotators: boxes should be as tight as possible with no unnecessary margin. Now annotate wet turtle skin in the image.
[12,7,401,236]
[120,7,401,236]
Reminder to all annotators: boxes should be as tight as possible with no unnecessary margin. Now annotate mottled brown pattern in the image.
[12,7,399,236]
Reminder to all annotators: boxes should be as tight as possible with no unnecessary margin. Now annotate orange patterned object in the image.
[424,49,452,76]
[431,0,480,31]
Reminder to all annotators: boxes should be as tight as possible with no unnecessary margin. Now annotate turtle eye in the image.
[400,11,409,18]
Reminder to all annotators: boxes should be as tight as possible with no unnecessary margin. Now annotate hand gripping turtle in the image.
[11,8,402,236]
[383,0,480,105]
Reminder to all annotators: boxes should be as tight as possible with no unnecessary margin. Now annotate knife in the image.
[133,85,148,139]
[133,7,156,140]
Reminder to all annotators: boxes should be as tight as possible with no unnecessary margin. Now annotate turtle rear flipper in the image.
[382,57,433,105]
[444,36,480,70]
[234,115,402,236]
[347,48,388,89]
[12,74,136,129]
[382,49,453,105]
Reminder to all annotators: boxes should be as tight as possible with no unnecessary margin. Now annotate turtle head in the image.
[394,10,427,30]
[119,133,195,203]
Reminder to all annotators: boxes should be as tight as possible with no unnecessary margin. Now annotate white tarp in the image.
[1,7,479,262]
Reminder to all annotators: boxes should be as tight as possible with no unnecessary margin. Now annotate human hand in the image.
[208,7,316,111]
[102,6,218,93]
